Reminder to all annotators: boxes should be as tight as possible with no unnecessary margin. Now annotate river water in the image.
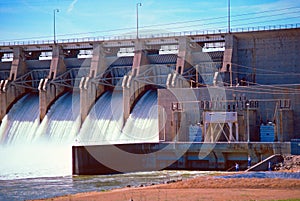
[1,142,299,201]
[0,167,210,201]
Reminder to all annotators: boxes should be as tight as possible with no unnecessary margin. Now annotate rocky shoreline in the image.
[274,154,300,172]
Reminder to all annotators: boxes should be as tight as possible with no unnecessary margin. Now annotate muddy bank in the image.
[34,154,300,201]
[35,174,300,201]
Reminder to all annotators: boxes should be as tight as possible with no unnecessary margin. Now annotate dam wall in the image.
[0,27,299,141]
[1,26,299,175]
[222,29,300,85]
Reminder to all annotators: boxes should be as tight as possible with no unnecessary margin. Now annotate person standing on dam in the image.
[248,155,252,168]
[235,163,239,171]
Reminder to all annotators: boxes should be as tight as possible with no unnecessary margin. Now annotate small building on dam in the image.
[0,25,299,174]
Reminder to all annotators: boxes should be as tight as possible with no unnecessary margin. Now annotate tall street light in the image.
[136,3,142,39]
[53,9,59,44]
[228,0,230,33]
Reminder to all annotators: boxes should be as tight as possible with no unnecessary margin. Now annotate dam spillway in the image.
[77,90,158,145]
[0,94,40,144]
[77,91,124,145]
[39,92,81,144]
[0,26,299,175]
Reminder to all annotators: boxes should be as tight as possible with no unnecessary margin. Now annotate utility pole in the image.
[53,9,59,44]
[136,3,142,39]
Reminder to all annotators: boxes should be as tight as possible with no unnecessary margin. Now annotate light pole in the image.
[53,9,59,44]
[246,102,250,142]
[136,3,142,39]
[228,0,230,33]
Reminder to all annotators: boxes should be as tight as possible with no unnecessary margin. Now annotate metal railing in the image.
[0,23,299,47]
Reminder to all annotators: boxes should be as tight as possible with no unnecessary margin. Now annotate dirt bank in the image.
[35,175,300,201]
[34,154,300,201]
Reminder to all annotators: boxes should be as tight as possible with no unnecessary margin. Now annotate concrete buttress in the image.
[39,45,67,121]
[80,43,106,124]
[166,37,193,88]
[0,47,27,122]
[221,34,238,86]
[176,37,192,75]
[89,43,106,77]
[123,40,149,124]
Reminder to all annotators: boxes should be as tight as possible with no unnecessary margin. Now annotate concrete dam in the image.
[0,26,299,174]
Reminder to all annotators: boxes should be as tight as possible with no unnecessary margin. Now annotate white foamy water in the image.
[0,89,159,180]
[77,90,159,145]
[0,144,71,180]
[0,92,78,180]
[121,90,159,143]
[77,91,124,145]
[0,94,40,145]
[37,92,80,145]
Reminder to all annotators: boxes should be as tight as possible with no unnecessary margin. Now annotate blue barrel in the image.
[291,139,300,155]
[260,124,275,142]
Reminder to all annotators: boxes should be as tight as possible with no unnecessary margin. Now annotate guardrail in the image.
[0,23,299,47]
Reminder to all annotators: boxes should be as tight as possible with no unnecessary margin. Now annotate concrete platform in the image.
[72,142,290,175]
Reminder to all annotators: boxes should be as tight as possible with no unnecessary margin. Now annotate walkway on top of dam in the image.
[0,23,299,52]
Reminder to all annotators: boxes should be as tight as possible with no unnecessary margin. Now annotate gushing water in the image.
[37,92,80,145]
[77,90,159,145]
[77,91,124,145]
[0,94,40,145]
[0,93,77,179]
[121,90,159,143]
[0,89,159,180]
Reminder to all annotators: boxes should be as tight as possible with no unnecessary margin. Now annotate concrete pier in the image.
[123,40,149,122]
[221,34,238,86]
[176,37,192,74]
[0,47,28,121]
[39,45,67,121]
[79,43,107,123]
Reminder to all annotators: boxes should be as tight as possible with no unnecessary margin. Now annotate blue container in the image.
[189,125,202,142]
[291,139,300,155]
[260,125,275,142]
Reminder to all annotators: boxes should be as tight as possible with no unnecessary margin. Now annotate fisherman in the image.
[268,161,272,171]
[235,163,239,171]
[247,155,251,168]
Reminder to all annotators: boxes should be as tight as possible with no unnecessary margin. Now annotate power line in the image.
[140,6,300,29]
[2,5,300,42]
[154,10,300,31]
[61,6,300,37]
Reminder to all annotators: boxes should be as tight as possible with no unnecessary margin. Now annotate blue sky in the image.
[0,0,299,42]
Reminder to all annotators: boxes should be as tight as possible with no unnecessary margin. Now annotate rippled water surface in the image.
[0,170,210,201]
